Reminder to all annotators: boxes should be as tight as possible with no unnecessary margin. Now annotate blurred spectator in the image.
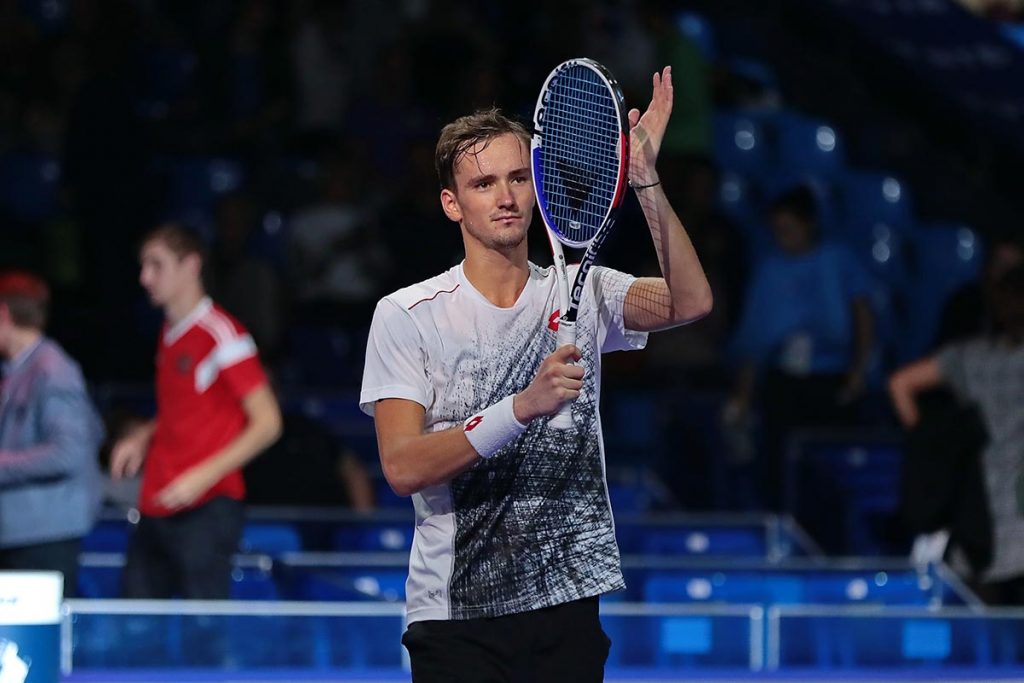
[933,235,1024,348]
[288,148,391,321]
[109,224,281,599]
[724,186,875,508]
[957,0,1024,21]
[290,0,353,144]
[244,411,374,511]
[889,265,1024,605]
[644,155,747,387]
[0,271,104,597]
[640,5,712,157]
[209,192,284,361]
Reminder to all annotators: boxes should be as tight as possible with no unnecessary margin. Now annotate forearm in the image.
[887,357,943,428]
[626,181,712,331]
[198,419,281,484]
[379,425,482,497]
[0,389,102,485]
[0,440,80,486]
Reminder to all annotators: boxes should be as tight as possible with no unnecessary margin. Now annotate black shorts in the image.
[402,596,611,683]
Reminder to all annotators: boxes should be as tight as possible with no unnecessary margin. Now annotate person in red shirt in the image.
[110,224,282,599]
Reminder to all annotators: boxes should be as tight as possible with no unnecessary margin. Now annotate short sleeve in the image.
[204,333,267,399]
[360,298,432,416]
[589,266,649,354]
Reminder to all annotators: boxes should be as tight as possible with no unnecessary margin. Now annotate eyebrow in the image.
[465,167,530,186]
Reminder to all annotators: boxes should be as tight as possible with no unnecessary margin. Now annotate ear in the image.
[440,188,462,224]
[183,252,203,278]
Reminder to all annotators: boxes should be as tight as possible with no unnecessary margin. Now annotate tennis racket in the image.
[531,58,630,429]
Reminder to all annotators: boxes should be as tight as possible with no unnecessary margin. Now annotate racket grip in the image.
[549,320,577,430]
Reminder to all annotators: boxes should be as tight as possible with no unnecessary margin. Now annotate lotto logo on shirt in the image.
[548,310,560,331]
[465,416,483,431]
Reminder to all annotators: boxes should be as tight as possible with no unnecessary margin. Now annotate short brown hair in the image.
[141,223,206,263]
[435,108,531,191]
[0,271,49,329]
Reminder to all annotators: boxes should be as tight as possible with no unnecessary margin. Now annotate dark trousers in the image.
[0,537,82,597]
[402,596,610,683]
[121,496,243,599]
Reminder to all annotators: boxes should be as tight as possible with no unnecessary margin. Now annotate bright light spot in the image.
[882,177,902,202]
[816,126,837,152]
[687,578,713,600]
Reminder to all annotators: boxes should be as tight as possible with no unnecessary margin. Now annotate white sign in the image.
[0,572,62,625]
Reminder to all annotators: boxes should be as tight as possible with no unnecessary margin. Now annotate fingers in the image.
[628,108,641,128]
[109,445,133,479]
[552,344,582,363]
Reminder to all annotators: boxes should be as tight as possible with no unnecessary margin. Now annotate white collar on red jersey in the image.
[164,296,213,346]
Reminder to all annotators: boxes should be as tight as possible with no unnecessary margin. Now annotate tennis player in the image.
[110,223,282,599]
[361,66,710,680]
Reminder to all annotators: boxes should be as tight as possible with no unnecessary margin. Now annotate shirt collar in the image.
[2,337,43,378]
[164,297,212,345]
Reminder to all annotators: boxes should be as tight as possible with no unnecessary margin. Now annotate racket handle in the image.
[549,320,577,430]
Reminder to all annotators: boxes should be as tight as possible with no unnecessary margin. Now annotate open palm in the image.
[628,66,673,183]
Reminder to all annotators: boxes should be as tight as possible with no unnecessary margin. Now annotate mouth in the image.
[494,215,521,225]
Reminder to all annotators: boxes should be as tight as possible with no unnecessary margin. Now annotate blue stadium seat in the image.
[637,527,767,558]
[713,112,774,179]
[0,153,62,223]
[230,562,280,600]
[240,522,302,555]
[162,157,246,216]
[674,11,716,59]
[135,46,198,119]
[903,222,984,360]
[775,113,847,179]
[836,170,915,241]
[333,524,412,552]
[77,562,123,599]
[81,521,131,553]
[786,436,907,556]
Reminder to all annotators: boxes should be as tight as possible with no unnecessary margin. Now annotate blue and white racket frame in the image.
[531,57,630,429]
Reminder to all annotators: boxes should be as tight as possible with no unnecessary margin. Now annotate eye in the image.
[475,179,492,189]
[512,175,528,184]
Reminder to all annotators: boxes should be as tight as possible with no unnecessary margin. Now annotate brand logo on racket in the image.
[465,416,483,431]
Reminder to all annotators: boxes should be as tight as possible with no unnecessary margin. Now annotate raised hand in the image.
[627,66,674,186]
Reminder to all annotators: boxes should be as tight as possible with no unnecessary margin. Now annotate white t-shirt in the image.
[360,260,646,623]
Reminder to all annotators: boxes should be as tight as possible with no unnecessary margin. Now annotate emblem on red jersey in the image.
[175,354,193,374]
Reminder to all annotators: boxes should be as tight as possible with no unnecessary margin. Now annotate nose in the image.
[497,181,517,209]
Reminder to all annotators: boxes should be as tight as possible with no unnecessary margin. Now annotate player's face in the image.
[139,240,198,307]
[442,133,534,251]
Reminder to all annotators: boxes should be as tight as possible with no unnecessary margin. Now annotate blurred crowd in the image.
[0,0,1022,586]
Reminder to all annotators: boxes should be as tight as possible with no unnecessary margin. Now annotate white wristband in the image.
[463,395,528,459]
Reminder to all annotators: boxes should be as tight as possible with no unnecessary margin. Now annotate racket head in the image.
[531,58,630,250]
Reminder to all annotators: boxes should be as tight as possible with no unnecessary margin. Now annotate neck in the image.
[4,327,42,361]
[165,287,206,327]
[462,245,530,309]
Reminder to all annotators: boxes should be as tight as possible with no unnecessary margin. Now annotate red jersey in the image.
[141,297,268,516]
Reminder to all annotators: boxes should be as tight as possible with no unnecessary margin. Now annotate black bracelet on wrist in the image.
[629,178,661,190]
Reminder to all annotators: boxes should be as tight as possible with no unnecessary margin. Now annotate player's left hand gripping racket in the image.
[531,58,630,429]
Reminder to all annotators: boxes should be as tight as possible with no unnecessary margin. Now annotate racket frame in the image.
[530,57,630,428]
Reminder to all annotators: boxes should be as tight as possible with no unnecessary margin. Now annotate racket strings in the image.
[538,65,622,245]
